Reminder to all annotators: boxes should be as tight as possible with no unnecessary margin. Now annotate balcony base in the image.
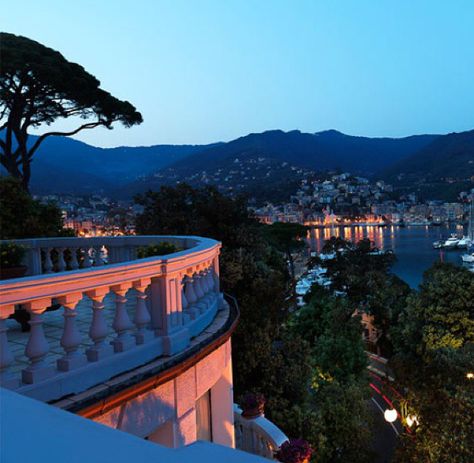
[22,363,56,385]
[86,343,114,362]
[57,353,87,372]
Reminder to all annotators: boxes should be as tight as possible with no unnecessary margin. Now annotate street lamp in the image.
[467,372,474,380]
[384,408,398,423]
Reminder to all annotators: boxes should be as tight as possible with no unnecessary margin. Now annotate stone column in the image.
[57,293,87,371]
[86,287,113,361]
[22,298,55,384]
[110,283,135,352]
[133,279,152,344]
[149,272,189,355]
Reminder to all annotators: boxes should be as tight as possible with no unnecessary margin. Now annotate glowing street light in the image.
[467,372,474,380]
[384,408,398,423]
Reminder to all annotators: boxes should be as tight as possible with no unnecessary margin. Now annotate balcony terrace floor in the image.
[6,290,139,375]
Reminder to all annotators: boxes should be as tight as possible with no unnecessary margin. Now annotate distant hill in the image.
[379,130,474,200]
[159,129,438,175]
[121,129,438,199]
[0,132,216,194]
[5,128,471,202]
[380,130,474,182]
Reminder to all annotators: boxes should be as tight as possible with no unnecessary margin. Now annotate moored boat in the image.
[461,252,474,263]
[444,234,460,249]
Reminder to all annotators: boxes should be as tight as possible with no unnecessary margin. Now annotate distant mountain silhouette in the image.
[380,129,474,182]
[5,129,473,201]
[0,132,217,194]
[120,129,439,198]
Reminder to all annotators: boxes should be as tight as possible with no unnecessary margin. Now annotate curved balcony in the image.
[234,404,289,460]
[0,235,228,403]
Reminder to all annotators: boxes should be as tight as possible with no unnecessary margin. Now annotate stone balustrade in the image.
[234,404,289,460]
[0,235,227,402]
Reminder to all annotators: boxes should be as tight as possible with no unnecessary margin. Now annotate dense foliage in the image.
[287,287,374,463]
[136,242,180,258]
[0,176,71,239]
[136,186,380,461]
[390,263,474,463]
[135,184,301,399]
[0,32,142,190]
[323,238,411,355]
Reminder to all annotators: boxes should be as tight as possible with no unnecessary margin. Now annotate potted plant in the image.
[0,242,27,279]
[275,438,313,463]
[240,392,266,418]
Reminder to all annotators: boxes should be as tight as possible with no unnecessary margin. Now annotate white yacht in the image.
[461,252,474,263]
[444,234,460,249]
[457,236,472,249]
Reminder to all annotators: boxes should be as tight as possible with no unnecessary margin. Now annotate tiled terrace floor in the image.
[6,290,140,375]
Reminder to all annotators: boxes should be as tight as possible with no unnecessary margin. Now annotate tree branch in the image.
[27,120,106,159]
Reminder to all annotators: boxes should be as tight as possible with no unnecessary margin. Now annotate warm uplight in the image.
[384,408,397,423]
[467,372,474,380]
[406,414,419,427]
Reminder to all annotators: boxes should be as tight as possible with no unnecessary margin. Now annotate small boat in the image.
[433,240,444,249]
[461,253,474,263]
[457,236,472,249]
[444,234,460,249]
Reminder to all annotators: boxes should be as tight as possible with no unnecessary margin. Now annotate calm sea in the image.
[306,224,470,288]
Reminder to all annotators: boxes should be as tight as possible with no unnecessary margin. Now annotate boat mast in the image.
[470,200,474,241]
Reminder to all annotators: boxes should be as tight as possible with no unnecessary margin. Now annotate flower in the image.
[275,438,313,463]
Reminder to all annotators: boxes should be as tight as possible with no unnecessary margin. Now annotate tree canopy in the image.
[0,32,143,190]
[390,263,474,462]
[0,176,71,239]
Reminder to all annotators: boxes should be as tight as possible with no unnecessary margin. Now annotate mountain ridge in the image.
[2,128,472,201]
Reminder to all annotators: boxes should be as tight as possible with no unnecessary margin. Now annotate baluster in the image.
[57,294,86,371]
[82,248,92,268]
[43,248,53,274]
[206,268,215,292]
[133,280,152,344]
[22,299,55,384]
[184,275,197,305]
[93,246,104,266]
[194,272,205,301]
[111,284,134,352]
[56,248,67,272]
[0,306,18,388]
[194,273,209,312]
[69,248,79,270]
[86,289,113,361]
[184,275,199,319]
[201,270,210,294]
[212,259,221,293]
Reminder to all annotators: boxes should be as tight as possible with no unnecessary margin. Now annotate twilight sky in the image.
[4,0,474,147]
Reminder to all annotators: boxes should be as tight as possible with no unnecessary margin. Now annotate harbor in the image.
[305,223,473,288]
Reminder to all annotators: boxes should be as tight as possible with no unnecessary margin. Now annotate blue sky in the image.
[4,0,474,147]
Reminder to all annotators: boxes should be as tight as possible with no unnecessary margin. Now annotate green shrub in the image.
[0,242,26,268]
[137,242,180,258]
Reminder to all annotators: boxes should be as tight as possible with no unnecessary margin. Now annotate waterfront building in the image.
[0,235,287,462]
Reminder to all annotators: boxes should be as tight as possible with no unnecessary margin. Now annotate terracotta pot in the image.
[0,265,27,280]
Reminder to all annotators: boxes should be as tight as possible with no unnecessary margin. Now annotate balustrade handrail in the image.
[0,235,221,307]
[0,234,226,403]
[234,404,288,460]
